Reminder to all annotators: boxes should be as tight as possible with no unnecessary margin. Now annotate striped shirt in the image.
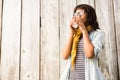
[68,37,85,80]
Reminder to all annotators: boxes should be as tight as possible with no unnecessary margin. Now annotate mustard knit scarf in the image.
[71,25,92,70]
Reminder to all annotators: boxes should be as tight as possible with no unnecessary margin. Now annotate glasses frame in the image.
[73,10,85,17]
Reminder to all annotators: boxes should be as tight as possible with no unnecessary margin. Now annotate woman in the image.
[61,4,105,80]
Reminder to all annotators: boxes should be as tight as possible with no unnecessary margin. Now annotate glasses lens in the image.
[73,13,77,16]
[79,11,84,16]
[73,11,85,17]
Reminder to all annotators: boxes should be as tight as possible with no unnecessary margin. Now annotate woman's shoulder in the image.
[89,29,105,41]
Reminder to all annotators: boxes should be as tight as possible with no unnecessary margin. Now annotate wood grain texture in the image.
[0,0,120,80]
[113,0,120,79]
[96,0,118,80]
[1,0,21,80]
[0,0,2,43]
[20,0,40,80]
[77,0,94,7]
[59,0,76,77]
[0,0,3,79]
[41,0,59,80]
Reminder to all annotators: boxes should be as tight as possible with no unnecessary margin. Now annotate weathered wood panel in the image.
[113,0,120,79]
[96,0,118,80]
[0,0,3,79]
[77,0,94,7]
[41,0,59,80]
[0,0,119,80]
[1,0,21,80]
[20,0,40,80]
[59,0,76,77]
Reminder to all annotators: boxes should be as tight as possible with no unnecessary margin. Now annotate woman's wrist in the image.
[69,33,74,38]
[82,29,88,35]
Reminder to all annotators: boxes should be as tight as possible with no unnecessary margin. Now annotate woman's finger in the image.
[76,20,82,26]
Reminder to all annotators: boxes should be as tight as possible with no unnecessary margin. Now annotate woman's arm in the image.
[62,17,76,60]
[75,18,94,58]
[82,30,94,58]
[62,32,74,60]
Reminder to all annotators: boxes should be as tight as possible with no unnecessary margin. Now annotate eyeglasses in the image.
[73,11,85,17]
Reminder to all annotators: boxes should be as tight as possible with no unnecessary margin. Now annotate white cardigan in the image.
[60,29,106,80]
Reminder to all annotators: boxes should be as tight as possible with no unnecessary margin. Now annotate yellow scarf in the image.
[71,25,92,70]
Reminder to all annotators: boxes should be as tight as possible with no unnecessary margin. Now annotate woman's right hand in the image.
[69,17,76,36]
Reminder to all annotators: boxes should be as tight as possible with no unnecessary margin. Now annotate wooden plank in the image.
[41,0,59,79]
[0,0,3,79]
[113,0,120,79]
[1,0,21,80]
[20,0,40,80]
[59,0,76,77]
[0,0,2,44]
[95,0,118,80]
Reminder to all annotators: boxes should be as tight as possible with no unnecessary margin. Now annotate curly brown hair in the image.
[74,4,100,30]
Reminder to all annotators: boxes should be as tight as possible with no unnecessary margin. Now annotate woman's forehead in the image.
[76,9,84,13]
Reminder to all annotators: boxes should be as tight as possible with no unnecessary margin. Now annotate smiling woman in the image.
[61,4,105,80]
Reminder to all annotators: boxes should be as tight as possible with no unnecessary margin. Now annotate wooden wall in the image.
[0,0,120,80]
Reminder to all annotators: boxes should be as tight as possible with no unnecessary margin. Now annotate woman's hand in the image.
[69,17,76,35]
[75,17,87,33]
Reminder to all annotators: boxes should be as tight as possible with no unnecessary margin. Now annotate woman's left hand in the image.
[75,18,87,33]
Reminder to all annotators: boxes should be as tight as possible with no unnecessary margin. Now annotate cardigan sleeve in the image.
[91,30,105,58]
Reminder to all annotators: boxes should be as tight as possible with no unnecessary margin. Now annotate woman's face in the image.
[74,9,87,23]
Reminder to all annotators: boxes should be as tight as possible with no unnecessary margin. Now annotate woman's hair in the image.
[74,4,100,30]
